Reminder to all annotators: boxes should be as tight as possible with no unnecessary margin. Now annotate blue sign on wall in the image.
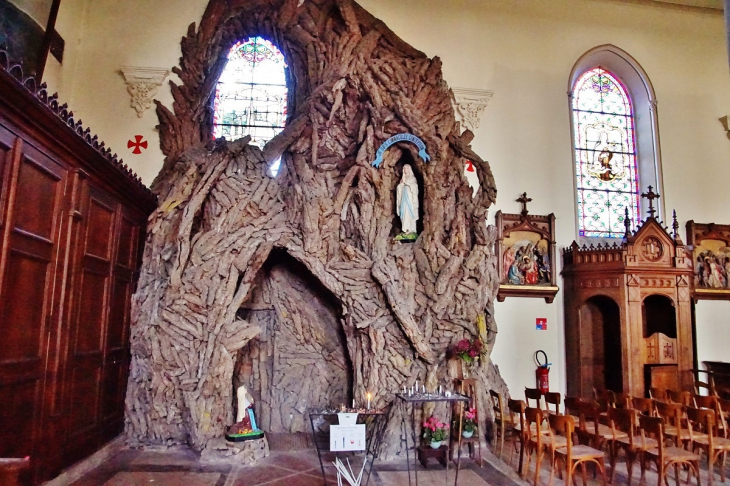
[371,134,431,168]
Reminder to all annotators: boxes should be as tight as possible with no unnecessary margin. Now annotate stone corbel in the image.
[451,87,494,132]
[120,66,170,118]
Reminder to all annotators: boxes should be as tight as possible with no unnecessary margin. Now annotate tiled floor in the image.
[65,436,730,486]
[66,444,518,486]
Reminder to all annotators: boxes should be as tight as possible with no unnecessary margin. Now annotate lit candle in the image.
[422,385,425,394]
[439,385,442,395]
[367,392,372,410]
[352,399,355,408]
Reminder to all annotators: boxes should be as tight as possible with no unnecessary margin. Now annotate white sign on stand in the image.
[330,424,366,451]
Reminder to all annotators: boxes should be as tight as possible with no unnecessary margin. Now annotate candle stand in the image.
[308,407,389,486]
[397,392,469,486]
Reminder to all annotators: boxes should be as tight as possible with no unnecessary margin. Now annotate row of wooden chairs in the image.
[489,388,730,486]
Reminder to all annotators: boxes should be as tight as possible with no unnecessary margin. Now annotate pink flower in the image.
[468,349,478,358]
[456,339,470,352]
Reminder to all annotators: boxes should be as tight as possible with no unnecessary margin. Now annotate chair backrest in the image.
[508,398,526,431]
[548,413,575,457]
[564,396,583,417]
[694,380,714,396]
[490,389,504,419]
[718,397,730,437]
[608,407,637,444]
[639,415,666,456]
[649,387,668,400]
[693,394,717,410]
[525,407,543,434]
[632,396,654,416]
[525,387,543,409]
[654,400,683,429]
[614,392,632,408]
[686,405,717,447]
[544,392,562,414]
[594,388,615,410]
[668,389,691,407]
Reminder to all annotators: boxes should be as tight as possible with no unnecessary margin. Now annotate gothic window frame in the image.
[568,45,664,243]
[211,36,289,154]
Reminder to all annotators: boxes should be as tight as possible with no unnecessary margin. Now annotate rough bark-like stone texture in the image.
[125,0,508,459]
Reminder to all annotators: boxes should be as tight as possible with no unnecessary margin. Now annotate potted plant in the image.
[453,338,485,378]
[462,408,477,438]
[422,416,449,449]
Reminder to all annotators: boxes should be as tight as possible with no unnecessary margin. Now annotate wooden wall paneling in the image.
[63,184,117,466]
[0,55,156,484]
[0,138,71,475]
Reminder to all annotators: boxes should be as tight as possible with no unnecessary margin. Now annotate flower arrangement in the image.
[453,338,485,364]
[422,416,449,442]
[463,408,477,433]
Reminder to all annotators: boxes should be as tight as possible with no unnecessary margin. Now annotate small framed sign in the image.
[330,424,366,452]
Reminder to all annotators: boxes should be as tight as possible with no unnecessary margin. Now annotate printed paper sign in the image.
[330,424,366,452]
[536,318,547,331]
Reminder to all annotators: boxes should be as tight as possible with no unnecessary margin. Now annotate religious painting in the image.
[686,221,730,301]
[496,193,558,303]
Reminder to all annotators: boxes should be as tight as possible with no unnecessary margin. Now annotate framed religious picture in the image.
[685,221,730,301]
[495,193,559,303]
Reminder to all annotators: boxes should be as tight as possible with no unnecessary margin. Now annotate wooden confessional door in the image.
[0,130,72,462]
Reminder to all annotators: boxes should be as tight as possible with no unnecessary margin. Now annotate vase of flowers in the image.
[422,416,448,449]
[453,338,485,378]
[462,408,477,438]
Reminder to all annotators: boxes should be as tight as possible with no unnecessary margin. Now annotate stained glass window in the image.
[213,37,288,148]
[572,67,639,238]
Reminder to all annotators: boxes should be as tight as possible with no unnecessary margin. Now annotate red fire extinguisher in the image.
[535,350,551,394]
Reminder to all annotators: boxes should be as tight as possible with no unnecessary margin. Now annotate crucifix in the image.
[517,192,532,217]
[641,185,660,219]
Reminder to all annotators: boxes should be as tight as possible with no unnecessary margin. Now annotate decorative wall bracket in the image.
[451,87,493,133]
[120,66,169,118]
[719,116,730,140]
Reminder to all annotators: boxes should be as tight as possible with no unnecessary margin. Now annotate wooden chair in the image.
[686,406,730,486]
[594,389,616,407]
[508,398,528,477]
[548,414,608,486]
[607,407,657,485]
[668,390,692,407]
[564,396,584,426]
[545,392,562,416]
[718,398,730,437]
[693,394,718,411]
[639,415,701,486]
[577,400,624,452]
[526,387,543,410]
[490,389,507,459]
[655,400,697,449]
[650,387,668,401]
[631,397,655,417]
[614,392,632,409]
[524,407,553,486]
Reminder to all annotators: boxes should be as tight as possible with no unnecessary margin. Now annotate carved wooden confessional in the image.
[562,193,694,399]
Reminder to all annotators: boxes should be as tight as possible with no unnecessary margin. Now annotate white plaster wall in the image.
[42,0,730,397]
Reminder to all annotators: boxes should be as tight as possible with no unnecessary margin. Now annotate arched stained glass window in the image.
[572,67,639,238]
[213,37,288,147]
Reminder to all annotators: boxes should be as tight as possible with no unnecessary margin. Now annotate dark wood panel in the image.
[0,379,40,457]
[0,251,50,361]
[116,216,135,268]
[106,277,130,351]
[84,198,114,260]
[68,366,101,435]
[74,270,108,354]
[13,154,61,241]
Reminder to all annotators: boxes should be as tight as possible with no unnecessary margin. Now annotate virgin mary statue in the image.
[396,165,419,235]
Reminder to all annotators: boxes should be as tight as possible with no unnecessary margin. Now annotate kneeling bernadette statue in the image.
[226,384,265,441]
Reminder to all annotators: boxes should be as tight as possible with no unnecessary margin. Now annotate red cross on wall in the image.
[127,135,148,154]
